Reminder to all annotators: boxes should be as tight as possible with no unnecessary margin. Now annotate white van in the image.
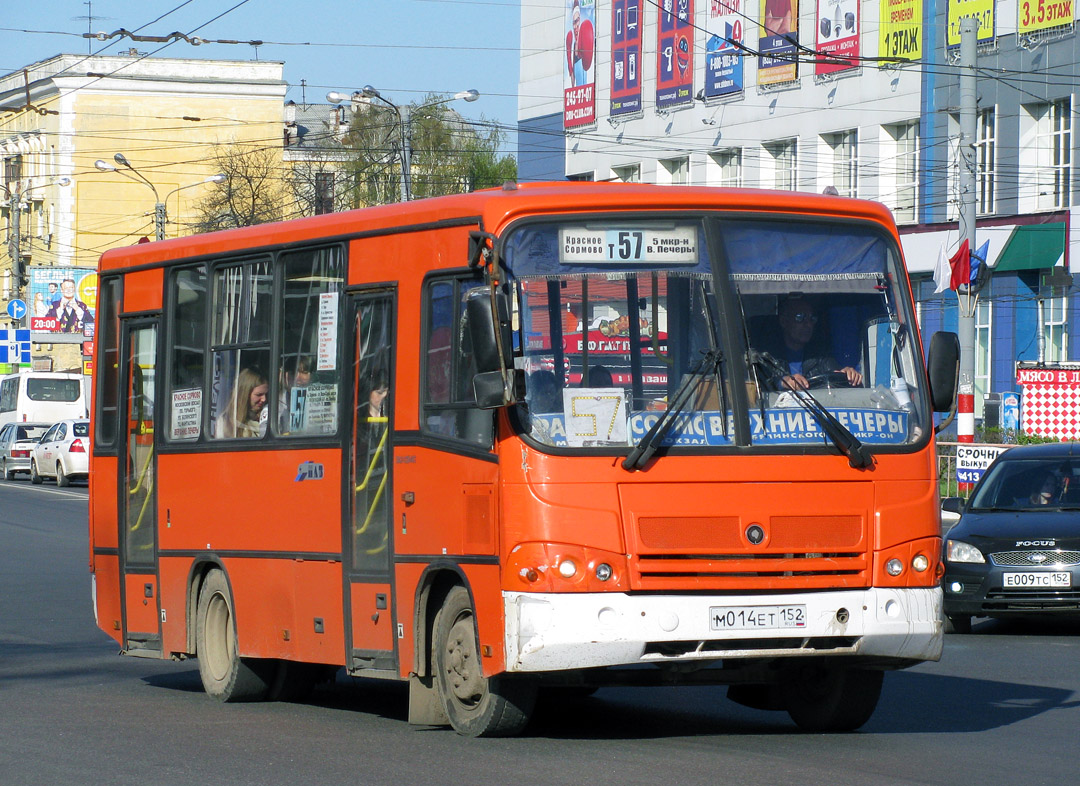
[0,372,89,427]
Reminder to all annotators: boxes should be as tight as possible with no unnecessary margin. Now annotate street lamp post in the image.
[327,87,479,202]
[3,176,72,297]
[95,154,224,240]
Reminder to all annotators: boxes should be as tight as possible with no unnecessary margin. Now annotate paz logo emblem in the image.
[295,461,324,482]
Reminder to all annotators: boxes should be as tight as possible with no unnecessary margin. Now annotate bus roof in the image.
[97,182,899,272]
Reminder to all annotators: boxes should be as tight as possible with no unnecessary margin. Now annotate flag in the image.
[970,239,990,284]
[949,239,970,291]
[933,244,951,293]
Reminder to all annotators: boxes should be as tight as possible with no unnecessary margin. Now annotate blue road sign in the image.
[6,299,27,321]
[0,328,31,364]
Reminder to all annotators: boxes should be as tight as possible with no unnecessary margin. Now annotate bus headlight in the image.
[912,554,929,572]
[886,558,904,576]
[595,563,613,582]
[558,559,577,578]
[507,543,628,592]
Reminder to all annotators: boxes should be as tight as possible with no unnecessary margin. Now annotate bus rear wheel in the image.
[783,665,883,732]
[195,569,271,702]
[434,586,536,737]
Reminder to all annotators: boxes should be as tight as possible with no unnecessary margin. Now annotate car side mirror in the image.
[941,496,965,515]
[927,331,960,413]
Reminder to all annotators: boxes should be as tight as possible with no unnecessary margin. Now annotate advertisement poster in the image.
[946,0,995,48]
[611,0,643,116]
[1017,363,1080,440]
[815,0,859,75]
[564,0,597,128]
[28,267,97,336]
[705,0,745,99]
[656,0,695,109]
[758,0,799,85]
[879,0,921,61]
[1019,0,1073,34]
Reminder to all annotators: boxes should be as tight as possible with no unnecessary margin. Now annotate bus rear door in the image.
[344,291,396,671]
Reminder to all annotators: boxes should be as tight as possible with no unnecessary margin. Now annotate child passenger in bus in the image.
[278,355,313,433]
[215,367,269,439]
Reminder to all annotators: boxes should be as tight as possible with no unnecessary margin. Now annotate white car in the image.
[0,422,51,480]
[30,419,89,487]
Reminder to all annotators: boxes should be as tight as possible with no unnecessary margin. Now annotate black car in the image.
[942,443,1080,633]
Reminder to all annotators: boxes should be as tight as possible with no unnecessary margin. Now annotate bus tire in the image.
[30,459,42,485]
[434,586,535,737]
[195,569,271,702]
[56,462,69,487]
[783,665,882,733]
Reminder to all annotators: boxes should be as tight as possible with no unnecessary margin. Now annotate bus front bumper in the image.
[503,587,942,672]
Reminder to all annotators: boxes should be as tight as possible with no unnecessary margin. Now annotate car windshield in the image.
[969,457,1080,510]
[17,425,48,440]
[502,215,927,452]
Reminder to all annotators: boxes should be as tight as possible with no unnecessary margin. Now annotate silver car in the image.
[0,422,51,480]
[30,419,90,487]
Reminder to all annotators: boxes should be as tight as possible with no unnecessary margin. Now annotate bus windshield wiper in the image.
[749,349,873,470]
[622,349,722,471]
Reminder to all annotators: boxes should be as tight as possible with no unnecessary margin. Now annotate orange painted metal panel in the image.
[90,455,119,551]
[157,556,193,655]
[124,572,159,636]
[93,554,123,646]
[350,582,394,653]
[122,267,163,313]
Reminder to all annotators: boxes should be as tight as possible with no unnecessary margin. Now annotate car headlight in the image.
[946,539,985,564]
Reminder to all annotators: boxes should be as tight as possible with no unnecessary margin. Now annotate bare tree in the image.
[191,143,287,233]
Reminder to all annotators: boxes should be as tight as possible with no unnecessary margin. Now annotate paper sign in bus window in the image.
[170,388,202,440]
[563,388,628,446]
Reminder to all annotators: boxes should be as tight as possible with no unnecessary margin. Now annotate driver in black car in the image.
[767,296,862,391]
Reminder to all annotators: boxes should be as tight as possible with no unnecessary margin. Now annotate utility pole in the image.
[7,190,23,294]
[957,18,978,471]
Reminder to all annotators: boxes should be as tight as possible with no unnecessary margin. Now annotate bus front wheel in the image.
[433,586,536,737]
[195,569,271,702]
[783,665,883,732]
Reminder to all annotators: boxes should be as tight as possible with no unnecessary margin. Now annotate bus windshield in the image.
[504,215,926,452]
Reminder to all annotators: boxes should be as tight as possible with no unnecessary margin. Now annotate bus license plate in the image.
[1003,572,1071,589]
[709,605,806,631]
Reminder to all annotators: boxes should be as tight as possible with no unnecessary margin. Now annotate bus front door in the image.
[344,292,396,672]
[118,321,160,655]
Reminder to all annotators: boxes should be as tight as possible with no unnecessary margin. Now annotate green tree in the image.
[341,95,515,207]
[191,143,287,233]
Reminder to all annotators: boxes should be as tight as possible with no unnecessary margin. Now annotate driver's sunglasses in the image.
[792,312,818,324]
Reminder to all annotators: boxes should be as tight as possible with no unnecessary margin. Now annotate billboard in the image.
[946,0,995,48]
[28,267,98,337]
[1018,0,1073,34]
[656,0,695,109]
[704,0,745,99]
[611,0,643,116]
[758,0,799,85]
[815,0,859,75]
[564,0,597,128]
[879,0,921,61]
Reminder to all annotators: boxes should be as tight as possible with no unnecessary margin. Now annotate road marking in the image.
[0,482,87,500]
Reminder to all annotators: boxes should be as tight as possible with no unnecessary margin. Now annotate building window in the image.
[825,130,858,198]
[612,164,641,183]
[764,139,797,191]
[976,108,996,215]
[1034,99,1072,210]
[3,154,22,186]
[658,156,690,185]
[708,149,742,188]
[567,171,594,181]
[974,295,991,419]
[888,121,919,223]
[1043,292,1068,362]
[314,172,335,215]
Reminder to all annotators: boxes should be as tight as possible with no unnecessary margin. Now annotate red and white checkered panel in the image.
[1021,383,1080,440]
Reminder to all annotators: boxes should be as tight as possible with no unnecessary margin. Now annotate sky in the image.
[1,0,522,154]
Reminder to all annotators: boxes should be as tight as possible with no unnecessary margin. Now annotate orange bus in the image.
[89,183,958,736]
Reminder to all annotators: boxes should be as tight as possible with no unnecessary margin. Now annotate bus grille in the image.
[632,552,868,590]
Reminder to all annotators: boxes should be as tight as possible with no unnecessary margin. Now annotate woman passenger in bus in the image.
[215,367,269,439]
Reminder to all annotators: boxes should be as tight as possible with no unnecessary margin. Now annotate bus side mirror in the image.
[927,331,960,413]
[465,289,518,408]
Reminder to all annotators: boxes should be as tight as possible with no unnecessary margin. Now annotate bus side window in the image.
[166,266,207,442]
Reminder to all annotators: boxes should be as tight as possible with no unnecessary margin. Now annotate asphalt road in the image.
[2,477,1078,786]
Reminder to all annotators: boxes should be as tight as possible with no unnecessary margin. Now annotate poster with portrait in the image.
[815,0,859,75]
[946,0,995,49]
[564,0,597,128]
[28,268,98,337]
[879,0,921,61]
[656,0,695,109]
[758,0,799,85]
[705,0,745,99]
[611,0,643,116]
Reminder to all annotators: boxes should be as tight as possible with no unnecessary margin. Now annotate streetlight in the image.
[95,154,223,241]
[327,86,479,202]
[3,176,72,298]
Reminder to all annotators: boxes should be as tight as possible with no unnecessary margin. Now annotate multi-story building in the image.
[518,1,1080,423]
[1,54,287,372]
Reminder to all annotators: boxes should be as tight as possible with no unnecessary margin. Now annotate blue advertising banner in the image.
[611,0,643,115]
[656,0,695,108]
[705,0,745,99]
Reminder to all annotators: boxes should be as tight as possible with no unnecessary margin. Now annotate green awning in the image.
[994,222,1066,271]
